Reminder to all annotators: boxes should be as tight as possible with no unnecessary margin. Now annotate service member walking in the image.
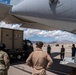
[26,41,53,75]
[71,44,76,58]
[0,44,10,75]
[60,45,65,60]
[47,44,51,55]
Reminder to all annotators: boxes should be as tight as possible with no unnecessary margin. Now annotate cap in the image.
[36,41,43,48]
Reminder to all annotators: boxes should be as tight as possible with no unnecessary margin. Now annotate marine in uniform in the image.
[26,41,53,75]
[71,44,76,58]
[60,45,65,60]
[47,44,51,55]
[0,44,10,75]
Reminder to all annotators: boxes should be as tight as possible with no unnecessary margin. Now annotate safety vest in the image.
[61,52,64,54]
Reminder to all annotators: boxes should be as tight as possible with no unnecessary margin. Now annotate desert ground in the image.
[33,43,73,74]
[8,43,75,75]
[33,43,73,57]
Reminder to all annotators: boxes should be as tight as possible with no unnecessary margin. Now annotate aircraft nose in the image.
[11,0,51,17]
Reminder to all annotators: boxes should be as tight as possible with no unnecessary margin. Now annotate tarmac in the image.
[8,44,73,75]
[8,64,58,75]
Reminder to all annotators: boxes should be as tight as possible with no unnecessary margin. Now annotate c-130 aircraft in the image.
[0,0,76,34]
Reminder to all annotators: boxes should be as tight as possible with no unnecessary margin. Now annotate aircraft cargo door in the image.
[2,28,13,49]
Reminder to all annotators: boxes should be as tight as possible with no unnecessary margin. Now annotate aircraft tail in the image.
[0,0,24,6]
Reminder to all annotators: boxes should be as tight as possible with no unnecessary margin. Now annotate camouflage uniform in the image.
[0,51,10,75]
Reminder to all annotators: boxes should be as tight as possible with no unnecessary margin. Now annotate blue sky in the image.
[0,0,76,42]
[0,0,10,4]
[28,35,56,42]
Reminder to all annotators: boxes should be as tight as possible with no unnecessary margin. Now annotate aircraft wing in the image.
[4,15,56,30]
[0,3,56,31]
[0,3,12,21]
[22,22,55,30]
[0,0,76,33]
[0,3,23,24]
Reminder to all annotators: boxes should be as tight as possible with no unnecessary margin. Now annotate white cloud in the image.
[23,29,41,38]
[0,22,76,42]
[0,21,20,29]
[23,28,76,42]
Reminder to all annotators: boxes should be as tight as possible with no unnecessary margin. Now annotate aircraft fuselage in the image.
[11,0,76,21]
[10,0,76,32]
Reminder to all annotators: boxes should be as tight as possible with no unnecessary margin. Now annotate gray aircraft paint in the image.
[11,0,76,21]
[1,0,76,33]
[10,0,76,32]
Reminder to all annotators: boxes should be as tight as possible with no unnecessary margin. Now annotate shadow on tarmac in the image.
[51,52,60,58]
[49,58,72,75]
[10,52,72,75]
[48,52,72,75]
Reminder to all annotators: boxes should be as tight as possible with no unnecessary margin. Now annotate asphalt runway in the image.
[50,52,72,75]
[8,44,73,75]
[8,52,72,75]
